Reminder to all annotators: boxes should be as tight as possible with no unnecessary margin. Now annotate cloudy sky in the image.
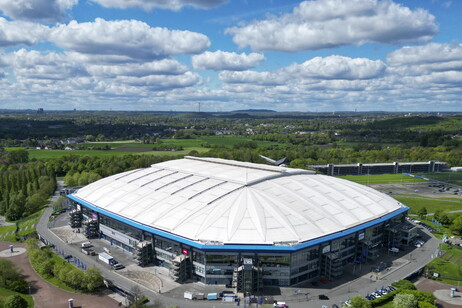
[0,0,460,112]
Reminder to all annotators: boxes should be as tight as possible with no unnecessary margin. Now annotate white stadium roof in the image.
[72,156,404,246]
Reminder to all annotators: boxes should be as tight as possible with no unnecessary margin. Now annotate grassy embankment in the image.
[0,209,45,242]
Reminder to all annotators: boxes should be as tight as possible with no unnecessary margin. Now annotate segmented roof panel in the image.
[72,156,404,245]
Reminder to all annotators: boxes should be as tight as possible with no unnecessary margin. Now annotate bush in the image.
[9,280,29,294]
[0,259,29,294]
[418,302,436,308]
[28,241,104,292]
[400,290,435,304]
[392,280,417,290]
[4,295,28,308]
[370,289,399,307]
[393,293,418,308]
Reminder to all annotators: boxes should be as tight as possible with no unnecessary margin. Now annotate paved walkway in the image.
[0,247,27,257]
[0,241,119,308]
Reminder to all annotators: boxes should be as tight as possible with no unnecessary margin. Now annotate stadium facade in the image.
[67,156,416,292]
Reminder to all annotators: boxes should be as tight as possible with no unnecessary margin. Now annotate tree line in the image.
[0,150,56,220]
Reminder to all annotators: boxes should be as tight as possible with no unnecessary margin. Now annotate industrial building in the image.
[67,156,416,293]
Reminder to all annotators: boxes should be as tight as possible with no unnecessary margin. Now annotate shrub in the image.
[393,293,418,308]
[401,290,435,304]
[392,280,417,290]
[418,302,436,308]
[4,295,28,308]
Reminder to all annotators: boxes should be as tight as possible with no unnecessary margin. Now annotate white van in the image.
[81,241,92,248]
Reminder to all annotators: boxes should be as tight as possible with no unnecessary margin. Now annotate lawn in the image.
[416,172,462,185]
[393,196,462,215]
[24,135,280,159]
[0,224,17,240]
[426,244,462,285]
[0,208,45,242]
[0,287,34,307]
[339,173,426,184]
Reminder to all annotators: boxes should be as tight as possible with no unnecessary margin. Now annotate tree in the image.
[24,192,46,216]
[0,259,26,292]
[347,296,371,308]
[450,215,462,235]
[84,267,104,292]
[4,295,28,308]
[129,285,144,308]
[393,293,418,308]
[417,207,427,219]
[5,150,29,165]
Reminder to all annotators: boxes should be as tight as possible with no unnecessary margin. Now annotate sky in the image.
[0,0,460,112]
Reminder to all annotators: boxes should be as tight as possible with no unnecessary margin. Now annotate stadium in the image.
[67,156,415,292]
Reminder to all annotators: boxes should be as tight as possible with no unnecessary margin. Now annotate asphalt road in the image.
[36,182,442,308]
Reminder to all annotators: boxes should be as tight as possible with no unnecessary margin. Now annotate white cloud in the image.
[192,50,265,71]
[219,70,288,86]
[87,60,188,78]
[285,55,386,80]
[0,18,49,47]
[387,43,462,66]
[49,18,210,60]
[0,0,77,23]
[7,49,88,80]
[226,0,438,52]
[116,72,202,90]
[386,43,462,78]
[91,0,227,11]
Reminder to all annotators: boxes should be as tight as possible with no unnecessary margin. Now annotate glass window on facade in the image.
[340,236,355,250]
[260,255,290,267]
[192,250,205,264]
[99,214,142,240]
[205,254,238,266]
[291,246,319,266]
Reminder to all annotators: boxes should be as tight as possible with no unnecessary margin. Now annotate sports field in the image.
[339,173,426,184]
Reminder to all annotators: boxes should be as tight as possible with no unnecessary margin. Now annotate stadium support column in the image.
[393,162,399,174]
[429,160,435,173]
[234,258,262,294]
[327,164,334,176]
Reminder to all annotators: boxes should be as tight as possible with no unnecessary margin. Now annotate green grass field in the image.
[22,135,279,159]
[394,196,462,215]
[426,244,462,285]
[416,172,462,185]
[339,173,426,184]
[0,287,34,308]
[0,208,45,241]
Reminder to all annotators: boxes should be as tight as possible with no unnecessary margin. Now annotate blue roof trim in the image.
[68,194,408,253]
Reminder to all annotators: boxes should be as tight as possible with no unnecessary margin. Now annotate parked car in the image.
[112,263,125,270]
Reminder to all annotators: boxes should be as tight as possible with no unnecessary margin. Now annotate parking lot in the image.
[370,181,462,198]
